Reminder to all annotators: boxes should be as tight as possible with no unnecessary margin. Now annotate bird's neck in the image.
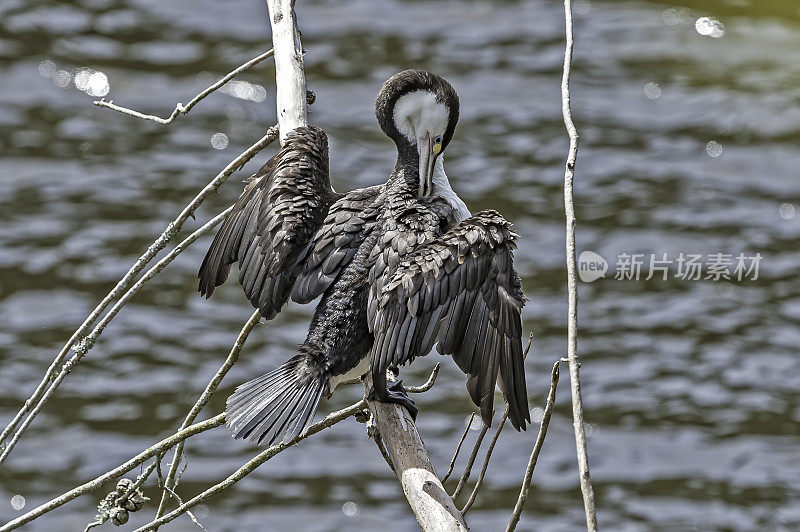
[389,139,420,192]
[387,145,471,223]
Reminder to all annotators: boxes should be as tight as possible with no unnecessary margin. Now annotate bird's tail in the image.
[226,348,326,447]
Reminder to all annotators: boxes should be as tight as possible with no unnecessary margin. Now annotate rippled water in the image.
[2,0,800,530]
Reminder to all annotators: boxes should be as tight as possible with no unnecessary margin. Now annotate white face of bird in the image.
[392,90,450,198]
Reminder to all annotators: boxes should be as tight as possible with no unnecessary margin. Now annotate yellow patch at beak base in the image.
[432,143,442,154]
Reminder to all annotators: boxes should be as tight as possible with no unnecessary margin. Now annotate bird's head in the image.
[375,69,459,197]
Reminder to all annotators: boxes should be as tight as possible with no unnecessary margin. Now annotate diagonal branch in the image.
[154,309,262,522]
[0,126,277,468]
[131,399,369,532]
[559,0,598,529]
[0,415,226,531]
[365,373,468,531]
[505,360,560,532]
[93,49,274,124]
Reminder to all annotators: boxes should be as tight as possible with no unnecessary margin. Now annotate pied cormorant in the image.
[199,69,530,447]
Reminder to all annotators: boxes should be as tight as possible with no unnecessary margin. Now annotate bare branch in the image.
[266,0,308,143]
[154,309,262,521]
[505,360,560,532]
[461,408,507,515]
[0,415,226,531]
[93,49,275,124]
[406,363,441,393]
[441,413,474,484]
[560,0,598,529]
[0,127,277,467]
[131,399,368,532]
[461,334,534,514]
[450,419,488,501]
[365,373,468,531]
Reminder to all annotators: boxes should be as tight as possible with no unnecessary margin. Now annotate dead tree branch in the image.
[559,0,599,529]
[131,399,369,532]
[0,415,226,531]
[93,49,275,124]
[365,373,468,531]
[154,309,262,521]
[267,0,307,143]
[441,413,474,484]
[505,360,560,532]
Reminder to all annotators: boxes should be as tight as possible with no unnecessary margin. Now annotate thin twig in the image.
[93,49,275,124]
[161,486,208,531]
[462,407,508,515]
[0,128,277,467]
[119,456,162,506]
[451,418,488,501]
[0,415,226,531]
[442,412,474,484]
[0,205,231,467]
[461,334,534,513]
[154,309,261,521]
[131,399,368,532]
[560,0,598,529]
[82,520,103,532]
[405,363,440,393]
[506,360,560,532]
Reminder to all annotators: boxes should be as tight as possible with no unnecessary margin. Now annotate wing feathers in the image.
[369,210,529,430]
[198,127,334,319]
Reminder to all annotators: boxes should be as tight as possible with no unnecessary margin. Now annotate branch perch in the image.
[365,373,468,532]
[0,415,226,531]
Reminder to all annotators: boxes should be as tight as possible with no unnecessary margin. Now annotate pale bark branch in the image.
[365,374,468,532]
[441,413,473,484]
[266,0,308,143]
[0,415,226,531]
[131,400,368,532]
[560,0,599,529]
[93,49,275,124]
[506,360,560,532]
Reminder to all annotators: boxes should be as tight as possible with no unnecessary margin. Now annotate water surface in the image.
[1,0,799,530]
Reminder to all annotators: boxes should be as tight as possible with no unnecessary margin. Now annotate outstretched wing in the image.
[198,126,336,319]
[368,210,529,430]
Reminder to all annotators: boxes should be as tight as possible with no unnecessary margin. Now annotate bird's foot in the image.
[367,379,419,421]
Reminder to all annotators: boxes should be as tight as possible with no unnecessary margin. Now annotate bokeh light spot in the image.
[211,133,229,150]
[695,17,725,38]
[644,82,662,100]
[705,140,723,157]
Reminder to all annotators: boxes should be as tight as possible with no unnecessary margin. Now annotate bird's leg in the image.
[367,369,419,421]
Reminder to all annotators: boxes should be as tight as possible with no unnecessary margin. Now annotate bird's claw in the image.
[367,379,418,421]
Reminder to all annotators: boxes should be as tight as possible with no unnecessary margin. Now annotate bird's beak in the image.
[417,134,435,197]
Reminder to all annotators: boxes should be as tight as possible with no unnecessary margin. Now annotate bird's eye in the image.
[432,135,443,154]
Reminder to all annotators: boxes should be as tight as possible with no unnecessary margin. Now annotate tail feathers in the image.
[226,355,325,447]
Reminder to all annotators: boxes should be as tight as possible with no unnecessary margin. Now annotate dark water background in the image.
[2,0,800,530]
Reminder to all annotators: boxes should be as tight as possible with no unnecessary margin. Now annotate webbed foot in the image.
[367,379,418,421]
